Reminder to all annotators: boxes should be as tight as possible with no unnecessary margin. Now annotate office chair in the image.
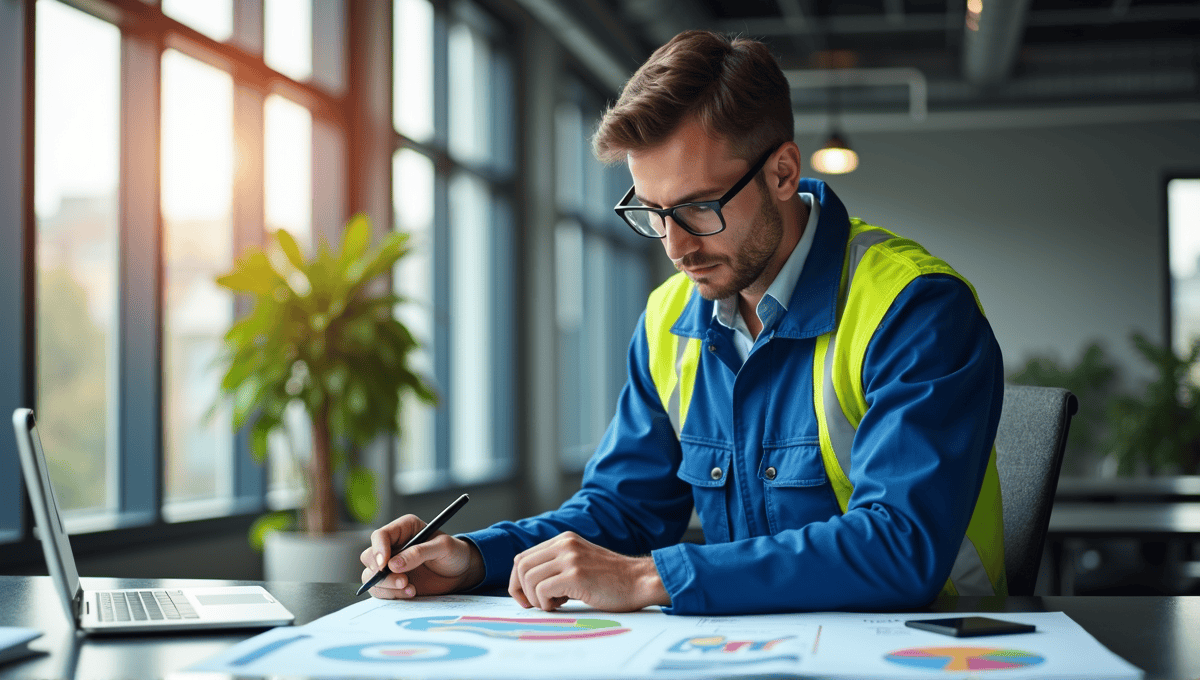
[993,384,1078,596]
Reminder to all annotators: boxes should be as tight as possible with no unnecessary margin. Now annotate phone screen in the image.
[905,616,1036,637]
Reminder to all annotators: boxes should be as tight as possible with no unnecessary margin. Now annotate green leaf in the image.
[250,420,272,464]
[274,229,307,272]
[216,250,285,296]
[345,466,378,524]
[340,214,371,272]
[232,377,262,431]
[248,511,295,552]
[357,234,411,285]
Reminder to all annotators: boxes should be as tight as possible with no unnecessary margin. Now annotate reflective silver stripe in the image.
[949,536,997,595]
[823,333,855,477]
[665,334,690,435]
[845,230,893,295]
[821,229,895,477]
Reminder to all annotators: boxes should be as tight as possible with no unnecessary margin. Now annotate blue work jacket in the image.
[462,179,1004,615]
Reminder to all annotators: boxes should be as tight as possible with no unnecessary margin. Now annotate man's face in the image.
[627,118,783,301]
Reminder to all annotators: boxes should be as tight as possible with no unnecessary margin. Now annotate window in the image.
[554,81,658,469]
[392,0,517,490]
[5,0,521,561]
[160,48,236,514]
[7,0,350,545]
[34,0,121,518]
[1168,177,1200,363]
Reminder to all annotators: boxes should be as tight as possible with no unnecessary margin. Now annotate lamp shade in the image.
[811,132,859,175]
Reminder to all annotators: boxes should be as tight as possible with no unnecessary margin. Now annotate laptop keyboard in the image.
[97,590,199,622]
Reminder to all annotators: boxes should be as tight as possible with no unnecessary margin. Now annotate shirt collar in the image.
[713,192,820,335]
[670,178,851,341]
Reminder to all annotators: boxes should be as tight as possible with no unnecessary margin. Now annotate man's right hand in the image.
[359,514,485,599]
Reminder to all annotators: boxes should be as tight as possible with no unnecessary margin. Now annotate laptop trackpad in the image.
[195,593,271,606]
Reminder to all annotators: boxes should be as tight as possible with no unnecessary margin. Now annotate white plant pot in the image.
[263,528,373,584]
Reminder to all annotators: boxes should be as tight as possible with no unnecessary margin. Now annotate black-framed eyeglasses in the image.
[613,146,777,239]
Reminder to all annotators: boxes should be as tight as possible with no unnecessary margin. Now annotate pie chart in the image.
[885,647,1045,671]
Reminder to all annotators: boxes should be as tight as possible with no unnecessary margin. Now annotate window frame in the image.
[1163,171,1200,355]
[553,73,660,472]
[390,0,520,493]
[0,0,357,569]
[1,0,528,572]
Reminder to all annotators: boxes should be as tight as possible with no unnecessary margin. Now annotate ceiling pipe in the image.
[783,68,928,121]
[511,0,631,93]
[962,0,1034,86]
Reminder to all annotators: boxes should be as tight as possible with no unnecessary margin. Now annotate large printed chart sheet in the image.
[190,595,1142,679]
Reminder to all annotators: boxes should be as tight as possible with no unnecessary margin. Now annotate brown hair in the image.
[592,30,793,165]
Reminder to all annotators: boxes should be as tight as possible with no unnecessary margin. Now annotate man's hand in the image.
[508,532,670,612]
[360,514,485,599]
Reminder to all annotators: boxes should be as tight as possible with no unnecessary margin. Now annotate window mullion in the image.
[231,81,267,507]
[118,29,162,526]
[0,0,29,544]
[232,0,265,56]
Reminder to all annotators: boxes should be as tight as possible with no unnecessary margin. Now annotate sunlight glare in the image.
[161,50,234,223]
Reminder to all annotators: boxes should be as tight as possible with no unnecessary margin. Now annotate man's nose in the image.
[662,216,699,262]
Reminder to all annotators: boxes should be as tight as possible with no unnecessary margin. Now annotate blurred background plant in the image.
[213,215,436,546]
[1106,334,1200,476]
[1010,334,1200,476]
[1008,341,1121,476]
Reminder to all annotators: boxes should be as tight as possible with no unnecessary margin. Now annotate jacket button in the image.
[710,467,722,480]
[765,467,777,480]
[708,344,717,352]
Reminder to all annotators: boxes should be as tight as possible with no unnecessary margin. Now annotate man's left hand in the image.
[508,532,670,612]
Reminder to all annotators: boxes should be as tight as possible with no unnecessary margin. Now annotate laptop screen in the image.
[13,408,84,623]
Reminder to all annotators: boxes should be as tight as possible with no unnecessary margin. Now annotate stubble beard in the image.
[680,187,784,302]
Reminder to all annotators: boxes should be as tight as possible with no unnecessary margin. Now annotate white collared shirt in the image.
[713,192,820,362]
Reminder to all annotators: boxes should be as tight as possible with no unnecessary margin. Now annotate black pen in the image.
[357,493,470,597]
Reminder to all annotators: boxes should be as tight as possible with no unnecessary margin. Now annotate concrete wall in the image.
[801,117,1200,383]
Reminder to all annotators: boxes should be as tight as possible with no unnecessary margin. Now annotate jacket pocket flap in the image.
[759,443,827,488]
[677,438,732,488]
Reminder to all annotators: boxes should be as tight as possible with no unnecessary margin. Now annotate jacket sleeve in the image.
[651,274,1004,614]
[459,311,695,592]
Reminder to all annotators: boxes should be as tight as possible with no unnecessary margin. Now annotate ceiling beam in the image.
[511,0,631,93]
[793,101,1200,134]
[784,67,928,120]
[716,5,1200,36]
[963,0,1033,85]
[616,0,712,49]
[883,0,905,25]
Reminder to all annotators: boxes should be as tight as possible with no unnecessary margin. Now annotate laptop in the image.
[12,408,295,634]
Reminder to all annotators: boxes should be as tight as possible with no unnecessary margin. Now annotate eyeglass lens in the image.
[626,203,723,237]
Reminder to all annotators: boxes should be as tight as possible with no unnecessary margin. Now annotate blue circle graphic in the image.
[319,640,487,663]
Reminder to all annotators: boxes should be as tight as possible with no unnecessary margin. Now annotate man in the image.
[361,30,1006,616]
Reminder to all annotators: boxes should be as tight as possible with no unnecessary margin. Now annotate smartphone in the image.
[904,616,1036,637]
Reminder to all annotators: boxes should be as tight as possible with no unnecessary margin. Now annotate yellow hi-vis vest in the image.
[644,219,1007,597]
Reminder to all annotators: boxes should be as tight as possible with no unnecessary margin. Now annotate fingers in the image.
[509,533,581,611]
[390,533,452,573]
[361,567,415,599]
[361,515,427,572]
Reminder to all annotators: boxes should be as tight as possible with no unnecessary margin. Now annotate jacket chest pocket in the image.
[676,437,732,544]
[759,442,838,534]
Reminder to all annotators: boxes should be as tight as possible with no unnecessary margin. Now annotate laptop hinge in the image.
[73,590,85,628]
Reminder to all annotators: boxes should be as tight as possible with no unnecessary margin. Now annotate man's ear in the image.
[767,142,803,201]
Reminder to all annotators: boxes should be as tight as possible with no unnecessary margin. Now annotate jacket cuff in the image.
[652,543,700,615]
[456,528,519,592]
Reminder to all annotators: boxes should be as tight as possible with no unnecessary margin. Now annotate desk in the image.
[1,576,1197,680]
[1056,476,1200,502]
[1046,502,1200,595]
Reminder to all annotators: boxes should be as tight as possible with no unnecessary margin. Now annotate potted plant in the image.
[1008,342,1120,476]
[1106,333,1200,476]
[213,215,436,581]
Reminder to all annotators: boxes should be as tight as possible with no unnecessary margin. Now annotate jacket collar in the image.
[670,178,848,340]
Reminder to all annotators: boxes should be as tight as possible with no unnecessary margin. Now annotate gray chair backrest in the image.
[994,384,1078,596]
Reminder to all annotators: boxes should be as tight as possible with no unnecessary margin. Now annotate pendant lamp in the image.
[811,130,859,175]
